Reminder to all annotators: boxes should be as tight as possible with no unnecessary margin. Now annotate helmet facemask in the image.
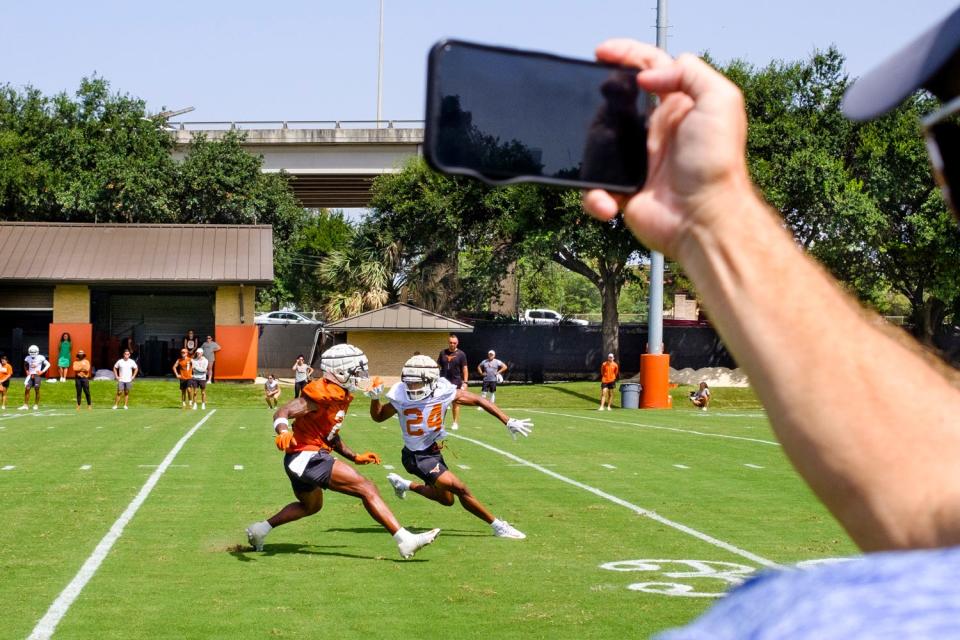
[401,355,440,401]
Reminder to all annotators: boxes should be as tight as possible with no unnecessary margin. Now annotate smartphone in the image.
[425,39,649,193]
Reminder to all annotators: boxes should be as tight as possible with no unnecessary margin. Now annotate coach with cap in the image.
[582,6,960,636]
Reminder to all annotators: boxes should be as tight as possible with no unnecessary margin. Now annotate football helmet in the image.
[320,344,369,392]
[27,345,39,356]
[401,354,440,401]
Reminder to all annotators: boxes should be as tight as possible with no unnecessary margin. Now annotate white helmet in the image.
[27,345,39,356]
[320,344,369,392]
[401,354,440,401]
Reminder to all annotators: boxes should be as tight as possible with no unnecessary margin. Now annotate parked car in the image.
[254,311,321,325]
[520,308,588,326]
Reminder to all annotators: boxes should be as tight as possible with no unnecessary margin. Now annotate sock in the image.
[481,392,487,400]
[490,393,496,404]
[393,527,411,543]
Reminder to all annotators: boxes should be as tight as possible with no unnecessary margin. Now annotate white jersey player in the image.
[20,345,50,410]
[369,354,533,539]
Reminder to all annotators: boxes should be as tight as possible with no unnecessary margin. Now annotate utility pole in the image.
[640,0,672,408]
[377,0,384,125]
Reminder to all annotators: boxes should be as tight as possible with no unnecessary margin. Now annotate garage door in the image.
[0,286,54,310]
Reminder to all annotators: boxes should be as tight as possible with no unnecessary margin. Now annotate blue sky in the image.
[1,1,956,122]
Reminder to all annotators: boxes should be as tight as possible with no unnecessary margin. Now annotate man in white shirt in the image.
[112,349,139,410]
[368,354,533,539]
[191,348,209,410]
[20,345,50,410]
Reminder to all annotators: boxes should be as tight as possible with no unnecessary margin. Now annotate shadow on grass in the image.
[228,542,426,563]
[544,384,598,405]
[325,526,486,538]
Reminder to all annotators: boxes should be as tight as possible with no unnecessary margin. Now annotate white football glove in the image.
[362,376,385,399]
[505,418,533,440]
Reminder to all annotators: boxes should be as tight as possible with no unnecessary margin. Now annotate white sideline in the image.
[526,409,780,446]
[28,410,217,640]
[449,432,781,570]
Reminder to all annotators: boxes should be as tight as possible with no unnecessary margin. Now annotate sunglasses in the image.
[923,94,960,217]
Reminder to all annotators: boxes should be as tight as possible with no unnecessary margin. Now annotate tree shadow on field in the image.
[228,542,425,563]
[546,385,597,405]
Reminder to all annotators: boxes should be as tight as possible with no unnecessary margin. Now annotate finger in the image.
[637,53,734,104]
[596,39,673,71]
[583,189,621,220]
[647,92,695,156]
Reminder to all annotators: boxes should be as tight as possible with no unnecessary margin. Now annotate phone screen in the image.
[426,40,649,192]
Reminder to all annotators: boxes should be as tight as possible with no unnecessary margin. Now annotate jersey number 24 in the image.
[403,404,443,436]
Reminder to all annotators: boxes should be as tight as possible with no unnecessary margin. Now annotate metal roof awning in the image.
[325,302,473,332]
[0,222,274,285]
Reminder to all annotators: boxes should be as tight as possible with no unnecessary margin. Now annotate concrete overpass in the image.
[171,121,423,208]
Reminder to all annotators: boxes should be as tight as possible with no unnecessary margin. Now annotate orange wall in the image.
[214,325,258,380]
[47,323,93,378]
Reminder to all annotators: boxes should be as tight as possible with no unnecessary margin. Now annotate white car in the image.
[520,309,589,326]
[254,311,321,325]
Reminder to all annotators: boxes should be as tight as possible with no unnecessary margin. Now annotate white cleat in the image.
[201,403,206,410]
[397,528,441,559]
[492,519,526,539]
[386,472,410,500]
[18,405,28,410]
[246,521,271,551]
[450,422,459,431]
[123,405,128,410]
[112,405,118,410]
[32,405,38,411]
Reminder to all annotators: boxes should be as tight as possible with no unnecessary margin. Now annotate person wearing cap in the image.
[191,348,209,410]
[476,349,507,407]
[200,334,221,383]
[72,350,92,410]
[583,10,960,636]
[598,353,619,411]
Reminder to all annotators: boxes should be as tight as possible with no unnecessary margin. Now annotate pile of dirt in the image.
[669,366,750,388]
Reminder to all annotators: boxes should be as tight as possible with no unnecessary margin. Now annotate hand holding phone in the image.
[425,40,650,193]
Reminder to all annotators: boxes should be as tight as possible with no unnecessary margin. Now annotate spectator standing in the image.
[183,329,199,356]
[73,350,92,410]
[689,381,711,411]
[20,345,50,411]
[476,350,507,407]
[191,348,209,410]
[200,335,221,383]
[292,355,313,398]
[112,349,138,410]
[57,332,72,382]
[0,354,12,410]
[437,334,469,430]
[172,348,194,409]
[599,353,619,411]
[264,373,281,408]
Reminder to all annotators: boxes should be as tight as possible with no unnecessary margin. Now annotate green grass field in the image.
[1,380,857,639]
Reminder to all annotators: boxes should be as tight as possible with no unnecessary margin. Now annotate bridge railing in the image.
[169,119,425,131]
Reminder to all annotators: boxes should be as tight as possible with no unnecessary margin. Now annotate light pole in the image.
[377,0,384,125]
[640,0,672,408]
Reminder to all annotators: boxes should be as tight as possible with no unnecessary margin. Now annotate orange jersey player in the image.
[172,349,194,409]
[246,344,440,560]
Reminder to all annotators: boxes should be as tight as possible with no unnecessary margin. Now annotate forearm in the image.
[331,437,357,462]
[681,188,960,549]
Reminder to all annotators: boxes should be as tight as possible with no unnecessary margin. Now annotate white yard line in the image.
[80,465,91,471]
[233,465,244,471]
[674,464,690,470]
[28,410,216,640]
[600,463,617,469]
[744,464,765,470]
[526,409,780,446]
[449,432,781,570]
[2,465,15,471]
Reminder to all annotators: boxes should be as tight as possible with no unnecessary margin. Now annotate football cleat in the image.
[386,472,410,500]
[491,519,526,539]
[246,521,272,551]
[397,528,440,559]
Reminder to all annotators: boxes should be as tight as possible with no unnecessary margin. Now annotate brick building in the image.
[0,222,272,379]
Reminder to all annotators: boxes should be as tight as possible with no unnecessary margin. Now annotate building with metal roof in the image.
[325,303,473,376]
[0,222,272,379]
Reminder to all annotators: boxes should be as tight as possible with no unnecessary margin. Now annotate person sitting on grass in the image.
[689,381,711,411]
